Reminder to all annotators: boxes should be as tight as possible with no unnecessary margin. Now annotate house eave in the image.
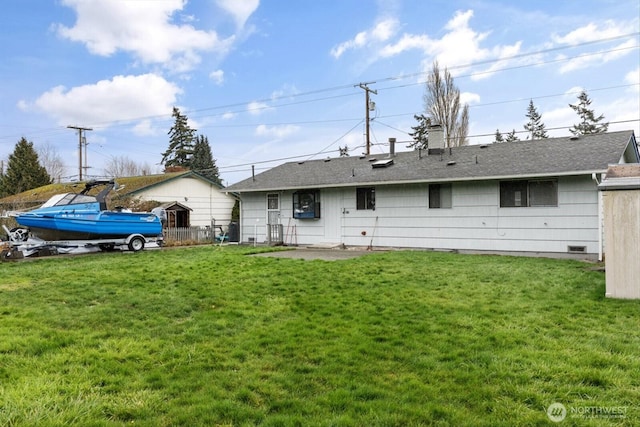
[226,169,608,193]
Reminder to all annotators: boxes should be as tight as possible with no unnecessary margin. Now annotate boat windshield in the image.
[41,193,98,208]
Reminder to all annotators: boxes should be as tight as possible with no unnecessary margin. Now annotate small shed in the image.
[599,164,640,299]
[161,201,192,228]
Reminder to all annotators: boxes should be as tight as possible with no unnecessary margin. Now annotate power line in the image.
[175,31,640,120]
[2,32,636,142]
[374,83,640,121]
[377,45,640,93]
[2,35,637,181]
[304,119,365,161]
[214,118,640,172]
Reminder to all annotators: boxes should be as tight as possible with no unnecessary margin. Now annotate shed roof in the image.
[226,131,638,193]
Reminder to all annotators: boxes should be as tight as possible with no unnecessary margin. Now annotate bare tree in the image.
[424,61,469,147]
[139,162,157,176]
[37,142,66,182]
[104,155,148,178]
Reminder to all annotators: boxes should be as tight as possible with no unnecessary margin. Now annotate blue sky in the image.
[1,0,638,185]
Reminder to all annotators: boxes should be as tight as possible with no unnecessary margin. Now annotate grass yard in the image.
[0,246,638,426]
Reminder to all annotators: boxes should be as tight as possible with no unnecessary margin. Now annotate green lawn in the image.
[0,246,638,426]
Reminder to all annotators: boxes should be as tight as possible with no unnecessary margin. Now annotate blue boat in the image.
[15,180,163,241]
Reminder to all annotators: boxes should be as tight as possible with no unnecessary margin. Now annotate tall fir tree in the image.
[524,100,548,139]
[0,137,51,197]
[191,135,221,184]
[494,129,504,143]
[569,90,609,136]
[162,107,196,169]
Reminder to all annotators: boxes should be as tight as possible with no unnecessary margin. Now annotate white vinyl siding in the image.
[134,176,236,228]
[237,176,600,255]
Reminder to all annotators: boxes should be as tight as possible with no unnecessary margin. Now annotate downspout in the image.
[235,195,242,244]
[592,173,603,261]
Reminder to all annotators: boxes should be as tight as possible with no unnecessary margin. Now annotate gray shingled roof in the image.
[226,131,638,192]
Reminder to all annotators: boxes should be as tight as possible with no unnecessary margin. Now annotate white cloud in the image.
[28,74,182,129]
[565,86,585,97]
[56,0,234,72]
[379,34,429,57]
[541,105,575,135]
[469,41,523,81]
[625,67,640,91]
[216,0,260,29]
[604,96,640,135]
[132,119,156,136]
[377,10,522,79]
[247,101,270,115]
[551,20,632,45]
[270,84,299,101]
[222,111,236,120]
[431,10,522,77]
[209,69,225,85]
[460,92,480,105]
[255,124,299,138]
[557,39,637,74]
[330,18,399,58]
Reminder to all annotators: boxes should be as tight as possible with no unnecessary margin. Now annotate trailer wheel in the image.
[8,227,29,242]
[128,236,145,252]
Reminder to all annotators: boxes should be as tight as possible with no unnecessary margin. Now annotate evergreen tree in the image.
[504,129,520,142]
[191,135,221,184]
[569,90,609,136]
[0,137,51,197]
[524,100,548,139]
[408,114,431,150]
[162,107,196,168]
[494,129,504,143]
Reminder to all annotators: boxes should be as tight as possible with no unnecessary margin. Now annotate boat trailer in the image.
[1,226,162,260]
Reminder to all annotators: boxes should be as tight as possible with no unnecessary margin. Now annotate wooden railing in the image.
[267,224,283,246]
[164,226,213,243]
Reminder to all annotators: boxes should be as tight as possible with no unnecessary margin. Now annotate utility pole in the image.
[357,82,377,155]
[67,125,92,180]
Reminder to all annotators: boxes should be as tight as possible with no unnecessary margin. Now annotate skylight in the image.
[372,158,394,168]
